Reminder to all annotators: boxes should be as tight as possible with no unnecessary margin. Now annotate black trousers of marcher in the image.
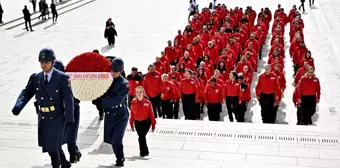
[0,12,3,23]
[293,64,300,76]
[225,96,239,122]
[299,2,305,11]
[272,105,279,123]
[296,106,302,125]
[161,99,173,119]
[237,101,247,122]
[259,92,275,123]
[207,103,221,121]
[309,0,314,6]
[52,12,58,22]
[173,100,179,119]
[32,2,36,12]
[128,94,135,110]
[25,19,33,31]
[48,149,67,168]
[259,45,263,59]
[195,102,201,119]
[149,94,162,118]
[300,95,316,125]
[182,93,196,120]
[200,101,204,114]
[107,36,115,45]
[135,119,151,156]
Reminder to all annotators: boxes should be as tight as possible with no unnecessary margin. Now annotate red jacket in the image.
[143,71,163,97]
[245,39,260,53]
[300,57,314,67]
[204,84,224,103]
[172,80,180,100]
[161,81,176,100]
[174,34,188,49]
[174,45,183,60]
[127,74,143,96]
[270,63,284,73]
[293,46,308,65]
[168,71,182,82]
[153,61,166,75]
[242,48,258,63]
[192,42,203,61]
[224,80,240,97]
[236,60,253,74]
[239,82,251,102]
[164,45,176,62]
[292,85,299,105]
[255,72,281,98]
[178,57,195,70]
[180,78,199,102]
[218,55,234,71]
[294,67,307,85]
[242,71,253,85]
[204,46,219,64]
[160,56,170,73]
[297,75,321,100]
[273,71,286,92]
[268,55,284,67]
[129,98,156,129]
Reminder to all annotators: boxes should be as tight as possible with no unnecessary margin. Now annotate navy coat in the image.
[100,75,129,145]
[13,68,74,152]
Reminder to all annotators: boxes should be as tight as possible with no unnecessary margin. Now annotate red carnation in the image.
[65,52,111,72]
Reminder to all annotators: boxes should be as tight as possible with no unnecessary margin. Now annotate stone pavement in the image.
[0,0,340,167]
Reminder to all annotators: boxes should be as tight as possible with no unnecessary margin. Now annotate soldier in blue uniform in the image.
[12,48,74,168]
[53,60,82,164]
[100,57,129,167]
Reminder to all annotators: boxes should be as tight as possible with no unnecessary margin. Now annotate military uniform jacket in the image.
[100,75,129,144]
[13,68,74,152]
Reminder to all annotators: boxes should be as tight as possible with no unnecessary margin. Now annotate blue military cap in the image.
[111,57,124,72]
[39,47,56,62]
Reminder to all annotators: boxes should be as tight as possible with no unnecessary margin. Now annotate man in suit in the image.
[12,48,74,168]
[22,5,33,31]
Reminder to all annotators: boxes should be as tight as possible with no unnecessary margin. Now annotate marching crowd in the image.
[124,3,321,125]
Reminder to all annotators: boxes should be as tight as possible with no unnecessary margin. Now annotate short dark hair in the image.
[92,49,99,53]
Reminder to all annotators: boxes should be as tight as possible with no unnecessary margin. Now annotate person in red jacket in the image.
[164,40,176,65]
[224,71,241,122]
[293,41,308,75]
[127,67,143,109]
[143,64,163,118]
[255,65,281,123]
[180,69,199,120]
[297,66,321,125]
[204,77,224,121]
[171,75,181,119]
[292,85,302,125]
[237,73,250,122]
[236,55,253,74]
[168,65,181,82]
[299,50,314,68]
[178,51,195,70]
[153,57,166,75]
[129,86,157,157]
[294,61,309,85]
[160,74,176,119]
[204,41,219,65]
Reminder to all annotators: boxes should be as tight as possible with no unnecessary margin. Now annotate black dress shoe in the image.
[61,161,71,168]
[99,116,104,120]
[140,153,149,157]
[115,158,125,167]
[70,151,82,163]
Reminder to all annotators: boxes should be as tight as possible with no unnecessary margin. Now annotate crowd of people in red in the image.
[125,3,321,125]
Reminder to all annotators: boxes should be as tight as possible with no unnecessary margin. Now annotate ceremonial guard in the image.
[100,57,129,167]
[53,60,82,163]
[12,48,74,168]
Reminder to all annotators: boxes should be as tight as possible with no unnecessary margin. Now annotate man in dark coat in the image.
[53,60,82,164]
[31,0,37,12]
[51,0,58,23]
[99,58,129,167]
[12,48,74,168]
[23,5,34,31]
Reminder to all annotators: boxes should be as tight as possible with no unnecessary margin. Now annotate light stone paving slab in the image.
[238,144,279,156]
[246,155,297,166]
[319,149,340,160]
[279,146,320,158]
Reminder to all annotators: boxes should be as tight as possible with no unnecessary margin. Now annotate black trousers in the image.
[299,2,305,12]
[161,99,173,119]
[149,94,162,118]
[300,95,316,125]
[25,19,33,31]
[207,103,221,121]
[259,92,276,123]
[135,119,151,156]
[194,102,201,119]
[293,64,300,76]
[259,45,263,59]
[128,94,135,110]
[48,149,67,168]
[52,12,58,22]
[0,12,3,23]
[182,93,196,120]
[225,96,239,122]
[32,2,36,12]
[237,101,247,122]
[272,105,279,123]
[107,36,115,45]
[309,0,315,6]
[173,100,179,119]
[296,106,302,125]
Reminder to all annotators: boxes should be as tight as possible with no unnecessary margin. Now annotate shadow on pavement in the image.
[101,45,115,53]
[77,116,102,150]
[88,142,113,155]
